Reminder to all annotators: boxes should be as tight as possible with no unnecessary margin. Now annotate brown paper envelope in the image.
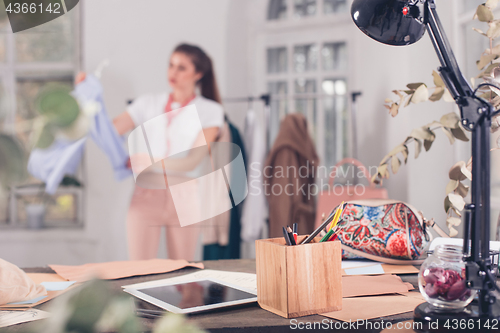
[341,264,419,276]
[0,273,79,310]
[322,294,425,321]
[49,259,204,281]
[343,275,413,298]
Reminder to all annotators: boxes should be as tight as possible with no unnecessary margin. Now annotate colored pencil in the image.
[328,202,344,232]
[300,209,337,244]
[320,229,334,242]
[283,226,292,246]
[287,226,296,245]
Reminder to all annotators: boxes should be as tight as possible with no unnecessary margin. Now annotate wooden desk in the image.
[7,259,420,333]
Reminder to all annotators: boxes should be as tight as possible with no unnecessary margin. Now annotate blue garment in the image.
[27,75,131,194]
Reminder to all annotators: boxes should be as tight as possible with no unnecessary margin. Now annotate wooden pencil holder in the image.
[255,236,342,318]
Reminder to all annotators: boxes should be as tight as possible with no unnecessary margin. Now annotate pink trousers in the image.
[126,186,201,261]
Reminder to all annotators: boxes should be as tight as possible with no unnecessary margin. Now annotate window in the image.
[323,0,347,14]
[293,44,318,72]
[0,4,83,229]
[268,0,287,20]
[294,0,317,18]
[267,47,288,73]
[322,42,347,71]
[322,78,347,169]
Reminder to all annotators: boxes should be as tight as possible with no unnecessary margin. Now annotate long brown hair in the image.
[173,43,221,104]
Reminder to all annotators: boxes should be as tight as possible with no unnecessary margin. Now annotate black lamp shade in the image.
[351,0,426,46]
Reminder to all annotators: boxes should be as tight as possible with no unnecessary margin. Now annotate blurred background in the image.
[0,0,498,267]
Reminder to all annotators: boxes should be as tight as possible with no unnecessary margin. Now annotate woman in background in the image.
[112,44,224,261]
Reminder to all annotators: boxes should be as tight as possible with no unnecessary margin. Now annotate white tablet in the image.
[124,277,257,314]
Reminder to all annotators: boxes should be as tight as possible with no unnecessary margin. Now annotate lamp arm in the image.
[424,0,489,129]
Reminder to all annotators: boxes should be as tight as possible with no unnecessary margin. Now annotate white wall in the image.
[0,0,230,267]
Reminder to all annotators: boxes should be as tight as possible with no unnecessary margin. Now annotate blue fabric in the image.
[28,138,86,195]
[27,75,131,194]
[73,75,131,181]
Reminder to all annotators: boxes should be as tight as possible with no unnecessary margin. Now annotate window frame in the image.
[0,6,84,229]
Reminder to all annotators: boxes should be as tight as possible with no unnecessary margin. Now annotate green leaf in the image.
[36,86,80,128]
[477,53,497,70]
[429,87,445,101]
[391,156,401,174]
[0,135,27,188]
[476,4,494,22]
[441,127,455,144]
[446,180,459,194]
[440,113,460,129]
[410,84,429,104]
[432,70,445,87]
[35,123,56,149]
[450,127,469,142]
[414,139,422,159]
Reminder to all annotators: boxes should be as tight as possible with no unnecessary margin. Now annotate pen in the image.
[287,226,296,245]
[292,223,298,243]
[283,226,292,246]
[300,209,337,244]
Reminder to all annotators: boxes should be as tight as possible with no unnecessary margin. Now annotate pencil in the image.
[292,223,298,243]
[300,209,337,245]
[287,226,296,245]
[282,226,292,246]
[328,201,344,232]
[320,229,334,242]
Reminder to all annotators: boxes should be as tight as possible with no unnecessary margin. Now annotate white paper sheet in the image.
[0,309,50,328]
[341,260,383,269]
[122,269,257,294]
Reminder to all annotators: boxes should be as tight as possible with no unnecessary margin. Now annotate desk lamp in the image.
[351,0,500,327]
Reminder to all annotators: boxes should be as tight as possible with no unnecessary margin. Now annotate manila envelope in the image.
[342,274,414,298]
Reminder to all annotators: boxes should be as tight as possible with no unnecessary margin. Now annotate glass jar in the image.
[418,244,475,311]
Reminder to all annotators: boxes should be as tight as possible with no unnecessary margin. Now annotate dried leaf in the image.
[429,87,445,101]
[378,164,390,179]
[424,139,433,151]
[391,156,401,174]
[456,182,469,197]
[476,4,495,22]
[410,127,435,141]
[440,112,460,129]
[447,216,462,227]
[389,103,399,117]
[487,20,500,39]
[451,126,469,141]
[486,0,500,10]
[448,226,458,237]
[432,70,445,87]
[473,27,488,37]
[448,193,466,211]
[401,145,409,163]
[411,84,429,104]
[477,54,497,70]
[446,180,459,194]
[477,63,500,79]
[441,127,455,144]
[461,162,472,180]
[405,94,413,107]
[414,139,422,159]
[407,83,425,90]
[384,98,393,103]
[452,207,463,217]
[449,161,468,181]
[442,88,455,102]
[492,114,500,133]
[444,195,452,214]
[389,144,406,157]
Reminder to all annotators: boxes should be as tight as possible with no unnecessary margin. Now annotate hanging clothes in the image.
[263,113,319,238]
[240,110,267,242]
[27,75,131,194]
[203,117,246,260]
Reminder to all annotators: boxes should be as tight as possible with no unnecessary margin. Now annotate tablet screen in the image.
[137,280,256,310]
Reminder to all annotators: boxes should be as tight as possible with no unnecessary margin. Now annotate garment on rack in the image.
[264,113,319,238]
[203,118,246,260]
[240,110,267,242]
[28,75,131,194]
